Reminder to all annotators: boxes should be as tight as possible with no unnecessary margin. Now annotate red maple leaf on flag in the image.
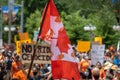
[57,28,70,53]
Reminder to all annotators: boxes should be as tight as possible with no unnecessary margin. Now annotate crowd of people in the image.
[0,44,120,80]
[0,47,52,80]
[76,45,120,80]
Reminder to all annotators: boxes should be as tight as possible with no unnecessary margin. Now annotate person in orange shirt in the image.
[12,55,20,79]
[16,70,27,80]
[80,56,90,79]
[12,55,27,80]
[0,52,4,63]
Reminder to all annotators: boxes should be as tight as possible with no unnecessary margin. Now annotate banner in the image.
[2,6,19,23]
[21,43,51,64]
[76,41,90,52]
[91,44,105,65]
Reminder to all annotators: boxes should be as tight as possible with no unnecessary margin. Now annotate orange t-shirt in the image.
[17,70,27,80]
[80,60,89,73]
[12,61,22,79]
[0,54,4,61]
[25,69,33,76]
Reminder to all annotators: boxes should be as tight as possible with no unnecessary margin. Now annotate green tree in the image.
[25,10,41,39]
[87,5,118,47]
[61,11,92,44]
[12,0,120,48]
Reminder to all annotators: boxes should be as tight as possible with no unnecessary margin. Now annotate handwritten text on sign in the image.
[21,43,51,64]
[91,44,105,65]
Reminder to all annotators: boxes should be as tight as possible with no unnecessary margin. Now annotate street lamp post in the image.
[7,0,24,44]
[14,1,24,33]
[113,25,120,30]
[20,1,24,33]
[0,7,3,48]
[8,0,14,44]
[84,25,96,43]
[0,7,2,39]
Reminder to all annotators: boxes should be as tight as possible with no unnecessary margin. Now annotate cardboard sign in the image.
[16,39,31,54]
[19,32,29,41]
[21,43,51,64]
[76,41,90,52]
[16,41,21,54]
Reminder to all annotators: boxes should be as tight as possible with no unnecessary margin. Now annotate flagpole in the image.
[27,0,50,79]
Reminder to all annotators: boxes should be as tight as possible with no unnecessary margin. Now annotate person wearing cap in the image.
[100,61,113,80]
[100,61,118,80]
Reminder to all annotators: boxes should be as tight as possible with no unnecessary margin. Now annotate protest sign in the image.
[19,32,29,41]
[76,41,90,52]
[16,39,31,54]
[21,43,51,64]
[91,44,105,65]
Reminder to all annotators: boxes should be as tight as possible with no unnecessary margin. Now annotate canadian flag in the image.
[38,0,80,79]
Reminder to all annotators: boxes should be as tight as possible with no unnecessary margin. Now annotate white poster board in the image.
[0,39,3,49]
[33,31,38,41]
[91,44,105,65]
[117,41,120,51]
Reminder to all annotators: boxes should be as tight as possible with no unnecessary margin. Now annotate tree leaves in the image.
[25,10,41,39]
[23,0,120,47]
